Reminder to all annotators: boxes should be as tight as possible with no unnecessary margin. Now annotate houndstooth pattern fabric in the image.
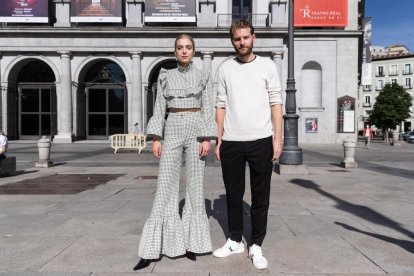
[146,63,216,139]
[138,111,212,259]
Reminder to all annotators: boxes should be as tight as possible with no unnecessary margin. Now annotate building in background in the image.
[358,44,414,132]
[0,0,363,143]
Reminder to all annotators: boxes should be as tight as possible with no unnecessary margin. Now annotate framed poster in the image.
[71,0,122,23]
[305,117,318,133]
[0,0,49,23]
[337,96,355,133]
[145,0,196,23]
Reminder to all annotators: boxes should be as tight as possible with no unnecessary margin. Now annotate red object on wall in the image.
[294,0,348,27]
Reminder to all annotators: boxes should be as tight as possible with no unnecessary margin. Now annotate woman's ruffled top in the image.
[146,62,216,139]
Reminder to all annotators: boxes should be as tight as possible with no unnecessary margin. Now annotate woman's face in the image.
[175,37,195,67]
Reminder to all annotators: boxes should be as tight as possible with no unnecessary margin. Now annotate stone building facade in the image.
[0,0,363,143]
[358,45,414,132]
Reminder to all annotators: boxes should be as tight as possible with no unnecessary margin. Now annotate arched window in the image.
[301,61,322,108]
[18,60,55,82]
[84,61,125,83]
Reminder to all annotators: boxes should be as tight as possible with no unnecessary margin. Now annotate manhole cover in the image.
[0,174,123,195]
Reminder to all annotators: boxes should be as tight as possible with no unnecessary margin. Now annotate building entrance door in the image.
[86,86,126,139]
[18,84,57,139]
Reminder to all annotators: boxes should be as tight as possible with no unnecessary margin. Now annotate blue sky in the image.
[365,0,414,51]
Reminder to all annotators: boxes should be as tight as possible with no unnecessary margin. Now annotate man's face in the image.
[231,28,255,57]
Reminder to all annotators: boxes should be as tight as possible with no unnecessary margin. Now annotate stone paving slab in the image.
[0,236,80,272]
[264,236,384,274]
[0,214,71,236]
[38,236,140,273]
[341,234,414,273]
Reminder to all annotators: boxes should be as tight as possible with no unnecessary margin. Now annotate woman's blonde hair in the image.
[174,34,195,52]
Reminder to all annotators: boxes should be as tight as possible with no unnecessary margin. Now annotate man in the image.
[213,19,283,270]
[0,131,8,160]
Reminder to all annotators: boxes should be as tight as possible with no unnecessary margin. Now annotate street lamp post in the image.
[279,0,303,165]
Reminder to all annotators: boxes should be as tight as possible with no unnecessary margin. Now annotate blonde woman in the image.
[134,34,215,270]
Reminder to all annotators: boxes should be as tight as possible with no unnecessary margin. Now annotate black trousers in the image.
[220,136,273,246]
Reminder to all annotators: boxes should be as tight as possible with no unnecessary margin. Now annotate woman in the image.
[134,34,215,270]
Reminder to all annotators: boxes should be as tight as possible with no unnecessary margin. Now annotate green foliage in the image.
[369,83,412,130]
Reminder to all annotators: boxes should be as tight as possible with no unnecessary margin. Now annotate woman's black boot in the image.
[185,251,196,261]
[133,258,152,270]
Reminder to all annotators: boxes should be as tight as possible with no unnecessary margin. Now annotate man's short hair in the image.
[230,19,255,38]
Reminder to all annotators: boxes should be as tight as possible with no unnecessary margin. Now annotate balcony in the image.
[389,71,399,76]
[362,85,372,91]
[403,69,413,75]
[405,85,413,90]
[375,72,385,77]
[217,14,269,28]
[375,86,383,91]
[363,103,372,107]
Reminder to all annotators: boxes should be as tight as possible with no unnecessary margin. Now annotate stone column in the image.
[54,0,71,27]
[129,51,143,133]
[0,52,5,134]
[272,51,284,84]
[54,51,73,143]
[126,0,144,27]
[201,52,213,73]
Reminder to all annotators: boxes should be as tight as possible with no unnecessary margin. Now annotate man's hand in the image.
[214,141,221,161]
[272,139,282,161]
[152,141,162,159]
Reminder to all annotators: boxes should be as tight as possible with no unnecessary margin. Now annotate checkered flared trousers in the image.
[138,111,212,259]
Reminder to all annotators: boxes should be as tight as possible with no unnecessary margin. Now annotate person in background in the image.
[134,34,215,270]
[0,131,8,160]
[363,124,374,149]
[213,19,283,270]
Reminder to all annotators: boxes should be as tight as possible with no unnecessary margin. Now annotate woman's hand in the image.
[199,140,211,158]
[152,140,162,159]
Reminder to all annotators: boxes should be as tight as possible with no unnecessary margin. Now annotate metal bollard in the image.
[341,139,357,168]
[35,136,54,168]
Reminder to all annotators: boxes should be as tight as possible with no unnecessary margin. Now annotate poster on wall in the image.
[294,0,348,27]
[337,96,355,133]
[71,0,122,23]
[145,0,196,23]
[305,117,318,133]
[0,0,49,23]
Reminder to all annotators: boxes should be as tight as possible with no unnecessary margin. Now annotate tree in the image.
[368,83,412,143]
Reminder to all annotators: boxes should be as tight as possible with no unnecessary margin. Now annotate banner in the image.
[361,17,372,86]
[294,0,348,27]
[0,0,48,23]
[71,0,122,23]
[145,0,196,23]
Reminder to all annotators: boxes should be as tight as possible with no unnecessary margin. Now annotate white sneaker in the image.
[213,238,245,258]
[249,244,268,270]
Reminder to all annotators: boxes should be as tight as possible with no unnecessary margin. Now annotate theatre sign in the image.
[294,0,348,27]
[145,0,196,23]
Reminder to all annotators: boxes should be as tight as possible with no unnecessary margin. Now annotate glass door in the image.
[232,0,252,14]
[19,85,57,139]
[86,86,126,139]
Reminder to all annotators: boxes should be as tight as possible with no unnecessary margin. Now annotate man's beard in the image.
[235,45,253,57]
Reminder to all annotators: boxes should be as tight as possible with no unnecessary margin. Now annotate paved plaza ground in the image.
[0,139,413,275]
